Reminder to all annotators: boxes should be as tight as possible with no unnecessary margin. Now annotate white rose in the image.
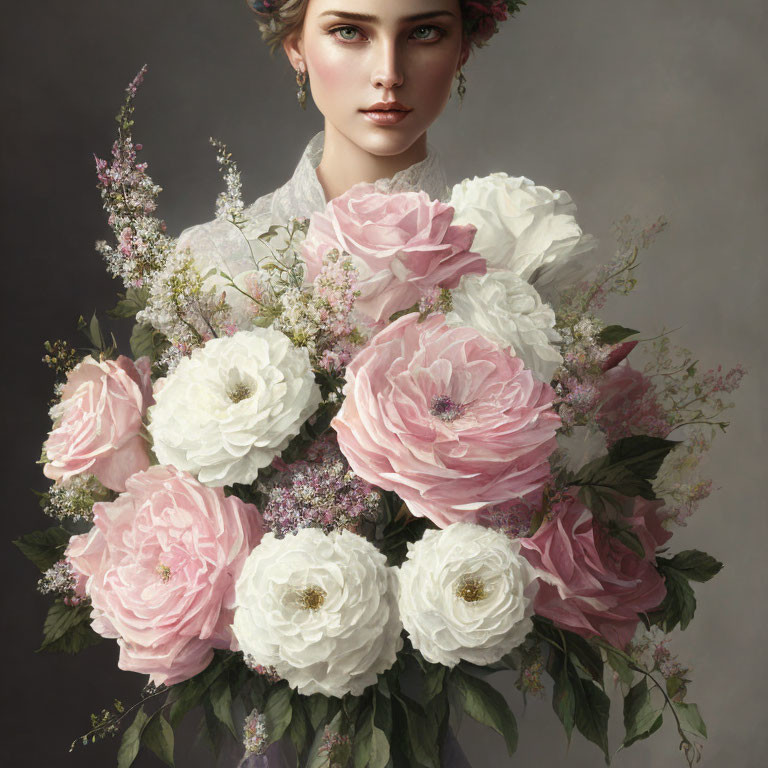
[233,528,402,697]
[449,173,597,302]
[147,328,321,487]
[398,524,537,667]
[445,270,563,382]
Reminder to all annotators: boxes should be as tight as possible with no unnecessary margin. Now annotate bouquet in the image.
[19,68,745,767]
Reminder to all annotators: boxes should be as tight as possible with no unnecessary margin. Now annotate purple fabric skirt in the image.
[237,728,471,768]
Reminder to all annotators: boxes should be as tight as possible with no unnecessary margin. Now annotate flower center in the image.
[456,574,488,603]
[228,383,253,403]
[430,394,465,422]
[298,585,326,611]
[156,562,172,583]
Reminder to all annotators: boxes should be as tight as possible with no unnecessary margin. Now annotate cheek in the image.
[305,38,363,100]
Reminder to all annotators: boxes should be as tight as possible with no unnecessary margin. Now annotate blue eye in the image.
[411,25,443,41]
[331,25,363,42]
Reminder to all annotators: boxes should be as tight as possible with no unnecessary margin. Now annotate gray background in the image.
[1,1,765,766]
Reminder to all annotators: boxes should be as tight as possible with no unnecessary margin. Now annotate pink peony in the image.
[519,494,669,649]
[43,355,154,492]
[595,362,669,445]
[332,313,560,527]
[302,183,485,326]
[66,465,263,686]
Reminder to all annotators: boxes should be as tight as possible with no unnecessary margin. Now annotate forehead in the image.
[306,0,461,21]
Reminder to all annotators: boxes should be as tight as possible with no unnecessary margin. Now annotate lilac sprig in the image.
[260,439,380,537]
[94,66,174,287]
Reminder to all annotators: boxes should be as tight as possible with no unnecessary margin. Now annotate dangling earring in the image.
[455,69,467,106]
[295,66,308,110]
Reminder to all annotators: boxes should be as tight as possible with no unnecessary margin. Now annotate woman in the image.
[176,0,521,278]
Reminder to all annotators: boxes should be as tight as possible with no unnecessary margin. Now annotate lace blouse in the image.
[176,130,451,279]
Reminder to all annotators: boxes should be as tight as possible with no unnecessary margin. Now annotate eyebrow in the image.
[318,10,457,23]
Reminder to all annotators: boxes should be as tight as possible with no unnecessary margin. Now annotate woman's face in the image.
[286,0,466,157]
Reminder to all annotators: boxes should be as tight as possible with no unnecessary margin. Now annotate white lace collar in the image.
[264,130,450,223]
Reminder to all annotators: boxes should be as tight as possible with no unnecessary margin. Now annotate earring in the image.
[295,66,308,110]
[455,69,467,106]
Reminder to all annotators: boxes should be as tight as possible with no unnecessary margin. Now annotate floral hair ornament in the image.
[247,0,527,51]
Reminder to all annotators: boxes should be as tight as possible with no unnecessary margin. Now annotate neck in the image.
[315,123,428,202]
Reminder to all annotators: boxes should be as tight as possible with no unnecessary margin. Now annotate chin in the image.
[349,121,428,158]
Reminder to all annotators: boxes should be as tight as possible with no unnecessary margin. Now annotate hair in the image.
[246,0,527,56]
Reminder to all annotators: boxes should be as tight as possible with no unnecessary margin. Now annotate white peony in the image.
[232,528,402,697]
[449,173,597,302]
[445,270,563,382]
[398,524,537,667]
[147,328,321,487]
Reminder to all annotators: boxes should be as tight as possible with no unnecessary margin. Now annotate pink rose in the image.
[66,465,263,686]
[43,355,154,492]
[519,495,669,649]
[464,1,508,44]
[332,313,560,527]
[302,183,485,326]
[595,362,669,445]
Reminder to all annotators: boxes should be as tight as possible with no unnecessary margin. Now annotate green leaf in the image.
[168,653,232,727]
[37,600,98,654]
[423,663,446,702]
[575,436,679,501]
[209,674,236,738]
[534,618,603,682]
[108,286,149,319]
[89,314,105,350]
[551,658,576,742]
[130,322,163,361]
[369,718,391,768]
[38,616,102,654]
[353,707,373,768]
[660,550,723,582]
[393,693,439,768]
[374,690,393,743]
[608,436,679,480]
[597,325,639,345]
[450,668,518,756]
[672,702,707,739]
[623,679,664,748]
[287,698,310,764]
[304,694,329,731]
[572,677,611,762]
[649,566,697,632]
[307,711,342,768]
[142,712,175,766]
[608,524,646,559]
[605,647,634,687]
[117,707,150,768]
[13,527,71,572]
[264,683,294,745]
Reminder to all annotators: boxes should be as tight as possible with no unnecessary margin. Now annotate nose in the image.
[370,38,404,90]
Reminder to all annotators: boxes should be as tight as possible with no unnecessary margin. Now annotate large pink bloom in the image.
[302,183,485,326]
[332,313,560,527]
[43,355,154,492]
[66,465,263,686]
[520,495,670,649]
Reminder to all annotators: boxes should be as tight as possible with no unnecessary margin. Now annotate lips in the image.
[361,101,412,113]
[360,102,413,126]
